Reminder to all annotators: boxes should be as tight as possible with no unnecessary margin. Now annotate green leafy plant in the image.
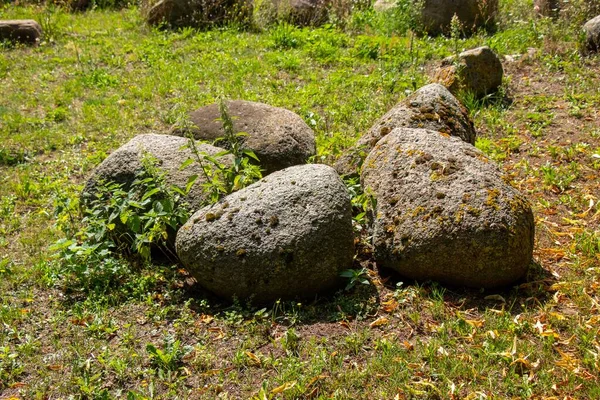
[146,336,191,372]
[183,98,263,204]
[340,267,371,291]
[51,155,191,294]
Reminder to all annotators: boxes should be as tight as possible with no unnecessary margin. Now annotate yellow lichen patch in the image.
[485,189,501,210]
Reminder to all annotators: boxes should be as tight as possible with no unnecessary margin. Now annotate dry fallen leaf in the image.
[381,299,399,313]
[245,351,261,366]
[369,317,389,328]
[270,380,296,394]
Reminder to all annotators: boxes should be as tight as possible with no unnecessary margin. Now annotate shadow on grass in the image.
[377,259,557,315]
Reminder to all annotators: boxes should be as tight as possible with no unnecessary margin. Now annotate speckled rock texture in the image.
[361,128,534,288]
[0,20,42,45]
[584,15,600,53]
[335,84,476,176]
[433,46,504,99]
[82,134,231,213]
[420,0,498,36]
[172,100,316,175]
[176,164,354,303]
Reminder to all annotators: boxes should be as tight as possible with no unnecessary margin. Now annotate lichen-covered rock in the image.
[172,100,316,175]
[176,164,354,303]
[361,128,534,288]
[584,15,600,53]
[146,0,252,29]
[0,20,42,45]
[82,134,231,213]
[334,84,476,176]
[420,0,498,36]
[433,46,503,99]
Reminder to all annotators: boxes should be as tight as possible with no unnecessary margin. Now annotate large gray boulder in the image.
[361,128,534,288]
[433,46,503,99]
[82,134,231,213]
[335,84,476,176]
[176,164,354,303]
[584,15,600,53]
[146,0,252,29]
[172,100,316,175]
[420,0,498,36]
[0,20,42,45]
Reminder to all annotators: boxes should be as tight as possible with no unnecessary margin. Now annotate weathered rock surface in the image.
[255,0,344,27]
[176,164,354,303]
[146,0,252,29]
[361,128,534,288]
[82,134,231,213]
[584,15,600,53]
[433,46,503,99]
[172,100,316,175]
[335,84,476,176]
[0,20,42,45]
[420,0,498,36]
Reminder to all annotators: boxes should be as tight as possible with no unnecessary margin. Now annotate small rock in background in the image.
[254,0,349,27]
[420,0,498,36]
[0,20,43,45]
[361,128,534,288]
[534,0,560,18]
[433,46,504,99]
[335,84,476,176]
[176,164,354,303]
[171,100,316,175]
[584,15,600,53]
[146,0,252,29]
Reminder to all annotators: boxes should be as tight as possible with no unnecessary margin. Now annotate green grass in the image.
[1,1,600,398]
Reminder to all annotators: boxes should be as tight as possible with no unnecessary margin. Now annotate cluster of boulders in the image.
[84,72,535,303]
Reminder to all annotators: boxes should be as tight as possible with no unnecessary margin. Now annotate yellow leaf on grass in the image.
[270,380,296,394]
[197,314,214,324]
[245,351,261,366]
[465,319,484,328]
[369,317,389,328]
[306,374,328,388]
[381,299,399,313]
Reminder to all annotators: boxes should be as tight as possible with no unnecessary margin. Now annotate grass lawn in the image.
[1,1,599,398]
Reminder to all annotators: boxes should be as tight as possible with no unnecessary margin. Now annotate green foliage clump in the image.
[183,98,263,204]
[51,155,190,294]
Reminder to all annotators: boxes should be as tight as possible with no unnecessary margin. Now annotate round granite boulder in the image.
[361,128,534,288]
[176,164,354,303]
[335,84,476,176]
[172,100,316,175]
[82,134,231,213]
